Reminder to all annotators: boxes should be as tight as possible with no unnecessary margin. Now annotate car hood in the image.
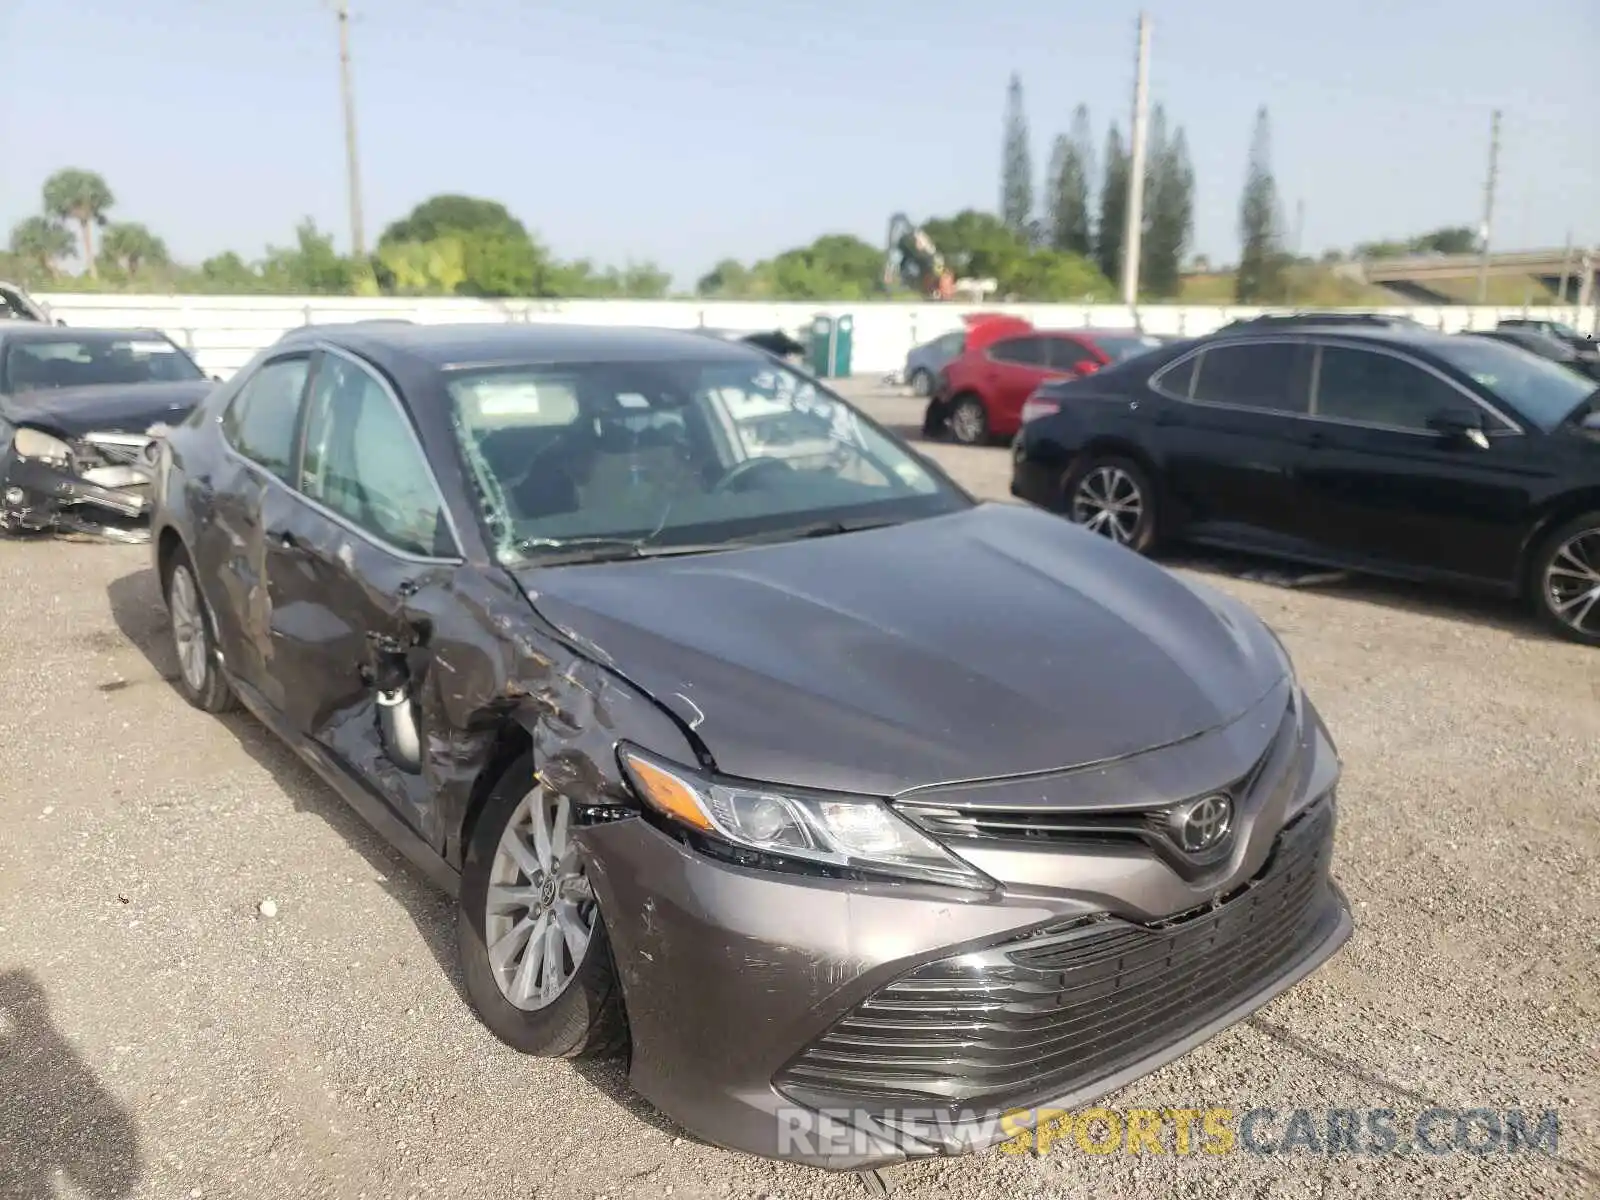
[1,380,214,438]
[516,504,1290,797]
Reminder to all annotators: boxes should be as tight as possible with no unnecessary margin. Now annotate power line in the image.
[334,0,367,257]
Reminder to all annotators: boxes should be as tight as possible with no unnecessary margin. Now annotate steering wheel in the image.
[711,455,795,494]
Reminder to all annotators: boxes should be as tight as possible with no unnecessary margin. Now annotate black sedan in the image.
[1011,326,1600,645]
[0,326,216,540]
[148,322,1349,1170]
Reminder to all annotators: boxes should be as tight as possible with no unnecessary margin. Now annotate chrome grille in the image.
[775,796,1337,1113]
[896,698,1294,868]
[78,432,154,468]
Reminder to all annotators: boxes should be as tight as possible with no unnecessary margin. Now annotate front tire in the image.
[1530,511,1600,646]
[908,368,933,397]
[458,754,629,1058]
[1063,454,1159,553]
[162,551,237,712]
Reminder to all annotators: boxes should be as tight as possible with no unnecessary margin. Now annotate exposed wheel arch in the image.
[1517,488,1600,596]
[452,719,534,870]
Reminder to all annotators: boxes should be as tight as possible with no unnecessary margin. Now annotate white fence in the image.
[26,292,1600,380]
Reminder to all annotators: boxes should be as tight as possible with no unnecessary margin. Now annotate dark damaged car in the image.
[0,327,215,540]
[148,323,1352,1172]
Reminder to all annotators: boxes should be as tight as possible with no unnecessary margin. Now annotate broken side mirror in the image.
[1427,407,1489,449]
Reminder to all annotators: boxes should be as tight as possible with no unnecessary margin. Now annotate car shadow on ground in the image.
[1165,548,1562,645]
[104,567,466,1007]
[0,969,143,1199]
[102,567,703,1148]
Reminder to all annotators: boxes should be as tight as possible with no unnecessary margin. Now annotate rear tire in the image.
[945,394,990,446]
[458,753,629,1058]
[1062,454,1159,554]
[1530,511,1600,647]
[162,550,237,713]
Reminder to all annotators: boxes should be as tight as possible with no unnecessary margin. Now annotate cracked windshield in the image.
[449,356,960,563]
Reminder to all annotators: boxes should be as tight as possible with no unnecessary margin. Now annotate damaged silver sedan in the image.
[148,322,1351,1176]
[0,326,215,541]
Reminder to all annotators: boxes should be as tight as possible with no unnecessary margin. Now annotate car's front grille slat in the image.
[775,798,1337,1112]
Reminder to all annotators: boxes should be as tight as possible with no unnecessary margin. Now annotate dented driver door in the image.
[258,348,464,843]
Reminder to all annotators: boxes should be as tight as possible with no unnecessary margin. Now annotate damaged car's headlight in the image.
[619,746,995,891]
[13,427,73,467]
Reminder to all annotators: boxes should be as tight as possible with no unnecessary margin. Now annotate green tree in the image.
[8,216,74,279]
[378,237,469,295]
[1046,106,1095,257]
[1000,73,1034,240]
[695,258,752,297]
[197,252,265,292]
[261,219,360,294]
[1002,249,1115,301]
[1096,123,1129,286]
[921,210,1027,282]
[1140,108,1195,298]
[41,168,116,278]
[99,222,170,277]
[379,194,527,245]
[1236,106,1286,302]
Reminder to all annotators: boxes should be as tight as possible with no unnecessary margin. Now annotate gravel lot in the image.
[1,380,1596,1200]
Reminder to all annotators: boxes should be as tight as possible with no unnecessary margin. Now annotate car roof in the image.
[0,325,175,343]
[284,321,764,370]
[1202,324,1456,349]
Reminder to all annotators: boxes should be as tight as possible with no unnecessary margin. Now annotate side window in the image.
[937,331,966,356]
[1314,347,1479,431]
[1046,338,1095,370]
[220,355,311,480]
[299,354,454,557]
[1154,353,1197,398]
[1190,343,1307,413]
[989,337,1045,366]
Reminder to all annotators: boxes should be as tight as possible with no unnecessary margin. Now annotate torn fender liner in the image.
[0,430,162,543]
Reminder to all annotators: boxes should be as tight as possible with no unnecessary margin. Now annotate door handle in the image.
[1304,430,1327,449]
[270,528,300,551]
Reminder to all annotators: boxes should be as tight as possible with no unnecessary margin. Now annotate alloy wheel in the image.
[168,566,209,694]
[948,400,986,445]
[1544,526,1600,639]
[484,789,597,1012]
[1071,465,1145,545]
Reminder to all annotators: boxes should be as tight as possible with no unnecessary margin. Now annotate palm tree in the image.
[100,222,170,277]
[8,216,75,279]
[41,168,115,279]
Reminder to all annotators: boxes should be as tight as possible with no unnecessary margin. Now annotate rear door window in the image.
[1189,342,1309,413]
[988,337,1046,366]
[1046,338,1096,370]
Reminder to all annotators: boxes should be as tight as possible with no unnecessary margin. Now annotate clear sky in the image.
[3,0,1597,287]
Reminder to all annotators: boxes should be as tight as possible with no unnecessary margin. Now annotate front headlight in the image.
[13,427,73,466]
[619,746,994,891]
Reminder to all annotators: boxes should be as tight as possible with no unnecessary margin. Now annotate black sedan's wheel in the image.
[162,551,237,712]
[1532,512,1600,646]
[908,368,933,397]
[1064,455,1158,553]
[458,753,628,1058]
[946,394,989,445]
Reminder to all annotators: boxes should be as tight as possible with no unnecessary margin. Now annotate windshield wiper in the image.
[513,535,732,566]
[731,516,907,545]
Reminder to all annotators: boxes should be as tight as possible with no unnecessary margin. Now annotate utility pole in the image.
[1557,231,1573,308]
[1475,109,1501,305]
[1120,13,1152,308]
[335,0,367,257]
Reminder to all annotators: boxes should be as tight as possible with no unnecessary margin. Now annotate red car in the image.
[923,325,1165,444]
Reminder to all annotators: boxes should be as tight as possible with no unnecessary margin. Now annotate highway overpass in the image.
[1349,248,1598,304]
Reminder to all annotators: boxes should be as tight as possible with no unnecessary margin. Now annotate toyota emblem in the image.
[1171,793,1233,854]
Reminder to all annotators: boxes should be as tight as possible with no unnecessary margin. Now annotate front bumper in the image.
[0,442,156,542]
[577,694,1353,1171]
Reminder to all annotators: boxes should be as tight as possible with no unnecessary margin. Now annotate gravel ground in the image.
[1,380,1596,1200]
